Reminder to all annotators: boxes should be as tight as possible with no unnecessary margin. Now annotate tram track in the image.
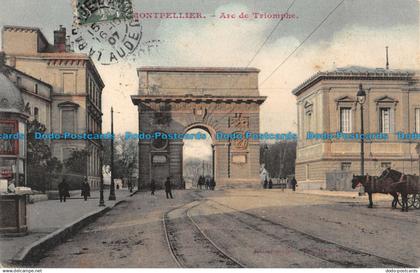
[162,200,245,268]
[201,198,415,268]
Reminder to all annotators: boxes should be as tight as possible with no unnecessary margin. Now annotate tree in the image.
[64,149,89,175]
[260,141,297,178]
[27,120,62,192]
[102,134,138,180]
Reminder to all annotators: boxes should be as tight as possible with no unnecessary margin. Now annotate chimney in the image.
[386,46,389,70]
[54,25,67,52]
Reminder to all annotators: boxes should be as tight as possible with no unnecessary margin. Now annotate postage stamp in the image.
[73,0,133,25]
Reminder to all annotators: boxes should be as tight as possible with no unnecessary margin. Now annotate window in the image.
[340,108,352,133]
[416,108,420,133]
[34,83,38,94]
[63,72,76,93]
[341,162,351,171]
[381,162,391,169]
[379,108,391,133]
[62,109,75,133]
[34,107,39,120]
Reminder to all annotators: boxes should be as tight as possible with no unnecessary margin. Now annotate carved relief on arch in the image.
[229,113,249,129]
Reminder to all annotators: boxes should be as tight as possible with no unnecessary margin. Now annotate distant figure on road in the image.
[268,179,273,189]
[210,177,216,190]
[263,178,268,189]
[205,177,210,190]
[81,178,91,201]
[291,177,297,191]
[58,178,70,202]
[128,180,133,193]
[151,179,156,195]
[165,177,173,199]
[198,176,204,190]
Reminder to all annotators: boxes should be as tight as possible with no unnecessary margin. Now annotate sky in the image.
[0,0,419,139]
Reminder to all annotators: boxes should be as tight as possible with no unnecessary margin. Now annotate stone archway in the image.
[131,67,266,189]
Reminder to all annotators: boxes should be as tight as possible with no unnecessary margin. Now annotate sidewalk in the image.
[0,189,133,266]
[296,189,394,201]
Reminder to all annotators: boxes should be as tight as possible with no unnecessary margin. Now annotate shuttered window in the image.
[340,108,352,133]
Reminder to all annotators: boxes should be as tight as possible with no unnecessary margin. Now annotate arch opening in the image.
[182,128,213,189]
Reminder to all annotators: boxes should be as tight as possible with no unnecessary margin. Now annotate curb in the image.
[11,194,134,265]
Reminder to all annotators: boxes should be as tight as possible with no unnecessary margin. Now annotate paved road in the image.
[36,189,420,268]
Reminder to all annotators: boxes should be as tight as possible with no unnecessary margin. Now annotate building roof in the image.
[3,25,49,49]
[292,66,416,96]
[0,72,25,114]
[137,66,260,73]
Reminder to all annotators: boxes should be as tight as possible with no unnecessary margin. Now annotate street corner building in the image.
[0,56,29,187]
[293,66,420,190]
[131,67,266,189]
[1,25,105,190]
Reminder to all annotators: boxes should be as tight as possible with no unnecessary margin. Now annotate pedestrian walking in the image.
[263,178,268,189]
[128,180,133,193]
[81,178,91,201]
[205,177,210,190]
[210,177,216,190]
[291,177,297,191]
[165,177,173,199]
[151,179,156,195]
[198,176,204,190]
[58,178,70,202]
[268,179,273,189]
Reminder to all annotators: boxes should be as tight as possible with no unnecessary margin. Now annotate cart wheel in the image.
[407,194,415,208]
[413,194,420,209]
[397,194,415,208]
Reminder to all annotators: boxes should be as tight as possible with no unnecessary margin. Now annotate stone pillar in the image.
[168,141,183,188]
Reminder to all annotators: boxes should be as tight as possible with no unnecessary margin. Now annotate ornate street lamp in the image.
[357,84,366,195]
[109,107,116,201]
[99,145,105,207]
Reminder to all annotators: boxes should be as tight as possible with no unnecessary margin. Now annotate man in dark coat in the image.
[210,177,216,190]
[151,179,156,195]
[268,179,273,189]
[58,178,70,202]
[165,177,173,199]
[263,178,268,189]
[81,178,91,201]
[291,177,297,191]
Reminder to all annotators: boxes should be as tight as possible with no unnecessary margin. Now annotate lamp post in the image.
[99,146,105,206]
[356,84,366,195]
[109,107,116,201]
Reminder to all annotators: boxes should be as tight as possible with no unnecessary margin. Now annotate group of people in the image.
[57,177,91,202]
[263,177,298,191]
[197,176,216,190]
[150,177,174,199]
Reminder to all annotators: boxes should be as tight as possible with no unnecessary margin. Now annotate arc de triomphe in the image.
[131,67,266,189]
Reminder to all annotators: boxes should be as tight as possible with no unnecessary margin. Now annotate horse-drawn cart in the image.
[381,169,420,211]
[352,169,420,211]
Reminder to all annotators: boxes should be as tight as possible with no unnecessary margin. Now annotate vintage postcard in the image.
[0,0,419,272]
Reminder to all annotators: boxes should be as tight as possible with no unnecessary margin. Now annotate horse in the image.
[378,168,420,212]
[351,175,399,209]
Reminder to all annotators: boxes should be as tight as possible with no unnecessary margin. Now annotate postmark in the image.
[73,0,133,25]
[71,18,161,65]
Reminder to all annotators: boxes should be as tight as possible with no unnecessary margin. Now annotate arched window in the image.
[34,107,39,120]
